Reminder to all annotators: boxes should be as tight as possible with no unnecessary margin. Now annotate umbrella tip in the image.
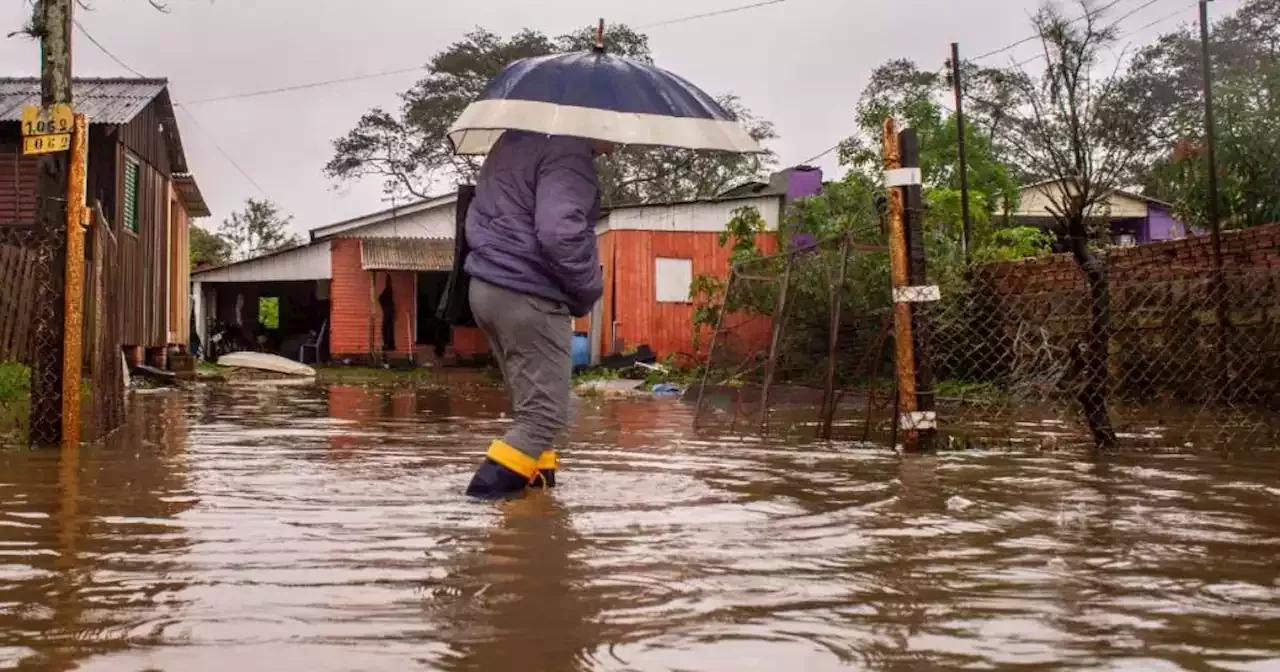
[594,18,605,53]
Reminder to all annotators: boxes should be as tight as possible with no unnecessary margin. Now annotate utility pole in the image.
[29,0,75,446]
[1198,0,1221,266]
[948,43,973,263]
[1199,0,1230,401]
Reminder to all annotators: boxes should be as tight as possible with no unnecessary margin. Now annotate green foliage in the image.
[219,199,301,262]
[0,362,29,401]
[190,224,232,268]
[258,297,280,330]
[1148,60,1280,230]
[837,62,1021,219]
[327,24,776,205]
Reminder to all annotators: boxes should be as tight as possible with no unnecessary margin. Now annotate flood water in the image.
[2,375,1279,671]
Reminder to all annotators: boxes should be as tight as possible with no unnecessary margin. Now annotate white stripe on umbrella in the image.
[447,99,762,155]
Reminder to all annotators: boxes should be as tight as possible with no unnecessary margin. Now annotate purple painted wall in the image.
[782,166,823,251]
[1146,205,1184,241]
[786,166,824,202]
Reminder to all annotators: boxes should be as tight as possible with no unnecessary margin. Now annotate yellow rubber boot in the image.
[534,450,558,488]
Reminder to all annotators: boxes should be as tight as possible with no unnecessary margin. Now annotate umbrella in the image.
[447,21,761,156]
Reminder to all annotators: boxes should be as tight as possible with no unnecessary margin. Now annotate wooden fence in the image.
[0,203,126,440]
[0,240,39,363]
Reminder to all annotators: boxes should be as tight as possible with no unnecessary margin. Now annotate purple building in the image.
[1009,179,1193,248]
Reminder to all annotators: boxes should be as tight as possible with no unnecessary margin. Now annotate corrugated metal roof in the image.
[173,173,211,218]
[0,78,168,124]
[360,237,454,272]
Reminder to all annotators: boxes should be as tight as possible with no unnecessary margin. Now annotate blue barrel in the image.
[571,332,590,370]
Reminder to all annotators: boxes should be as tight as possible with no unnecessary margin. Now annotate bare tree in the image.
[997,1,1161,449]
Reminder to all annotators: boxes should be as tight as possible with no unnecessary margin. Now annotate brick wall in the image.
[329,238,415,358]
[977,223,1280,294]
[329,237,489,360]
[956,223,1280,403]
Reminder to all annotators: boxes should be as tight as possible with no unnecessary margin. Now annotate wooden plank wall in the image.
[115,146,170,349]
[0,243,38,363]
[168,195,191,345]
[0,138,38,224]
[87,205,125,438]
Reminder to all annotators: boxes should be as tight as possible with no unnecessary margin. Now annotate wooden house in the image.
[0,77,210,367]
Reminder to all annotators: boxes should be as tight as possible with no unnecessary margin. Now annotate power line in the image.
[84,0,790,107]
[1007,0,1196,69]
[75,17,283,203]
[185,67,424,105]
[174,104,271,199]
[73,19,146,77]
[637,0,787,29]
[968,0,1139,62]
[800,144,839,165]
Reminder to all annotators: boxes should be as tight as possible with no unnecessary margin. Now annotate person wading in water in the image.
[461,130,612,499]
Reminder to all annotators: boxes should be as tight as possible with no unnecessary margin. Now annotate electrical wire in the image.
[82,0,790,107]
[1006,0,1198,70]
[173,104,272,199]
[636,0,787,29]
[968,0,1144,62]
[74,18,277,201]
[185,67,424,105]
[73,19,147,77]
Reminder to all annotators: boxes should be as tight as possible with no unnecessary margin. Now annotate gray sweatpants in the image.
[469,277,573,460]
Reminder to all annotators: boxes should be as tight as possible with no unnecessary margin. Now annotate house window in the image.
[123,154,140,233]
[1113,233,1137,247]
[655,257,693,303]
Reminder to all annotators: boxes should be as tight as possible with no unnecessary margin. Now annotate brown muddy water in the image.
[1,375,1279,671]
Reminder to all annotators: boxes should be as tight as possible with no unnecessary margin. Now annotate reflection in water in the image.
[0,379,1277,670]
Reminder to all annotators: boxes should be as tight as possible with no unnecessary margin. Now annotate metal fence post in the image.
[61,113,88,447]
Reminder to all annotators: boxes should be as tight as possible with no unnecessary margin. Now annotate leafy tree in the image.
[837,63,1020,222]
[326,24,776,205]
[1123,0,1280,229]
[190,225,232,268]
[990,0,1167,449]
[218,198,300,262]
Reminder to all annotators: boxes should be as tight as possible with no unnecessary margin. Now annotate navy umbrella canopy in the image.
[447,23,760,155]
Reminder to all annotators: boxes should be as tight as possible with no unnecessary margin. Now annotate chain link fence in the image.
[0,218,66,446]
[1,201,126,446]
[694,222,1280,450]
[925,258,1280,450]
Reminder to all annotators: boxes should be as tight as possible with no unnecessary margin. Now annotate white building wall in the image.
[598,196,783,234]
[341,203,455,240]
[1012,184,1150,219]
[192,241,332,283]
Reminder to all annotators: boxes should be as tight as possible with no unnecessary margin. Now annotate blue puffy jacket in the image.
[462,131,603,318]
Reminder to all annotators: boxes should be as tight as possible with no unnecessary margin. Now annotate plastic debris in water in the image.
[652,383,681,396]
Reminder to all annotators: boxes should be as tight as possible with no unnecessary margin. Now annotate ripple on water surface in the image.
[0,379,1277,670]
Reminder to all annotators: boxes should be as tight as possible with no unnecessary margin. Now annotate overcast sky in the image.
[1,0,1236,238]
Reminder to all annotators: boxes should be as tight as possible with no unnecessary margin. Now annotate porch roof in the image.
[360,237,453,272]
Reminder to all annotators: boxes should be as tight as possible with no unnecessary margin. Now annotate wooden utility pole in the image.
[899,129,936,453]
[61,113,88,446]
[882,119,919,451]
[29,0,75,447]
[948,43,974,262]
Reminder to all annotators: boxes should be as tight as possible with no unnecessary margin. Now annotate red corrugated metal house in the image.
[0,77,210,368]
[580,166,823,364]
